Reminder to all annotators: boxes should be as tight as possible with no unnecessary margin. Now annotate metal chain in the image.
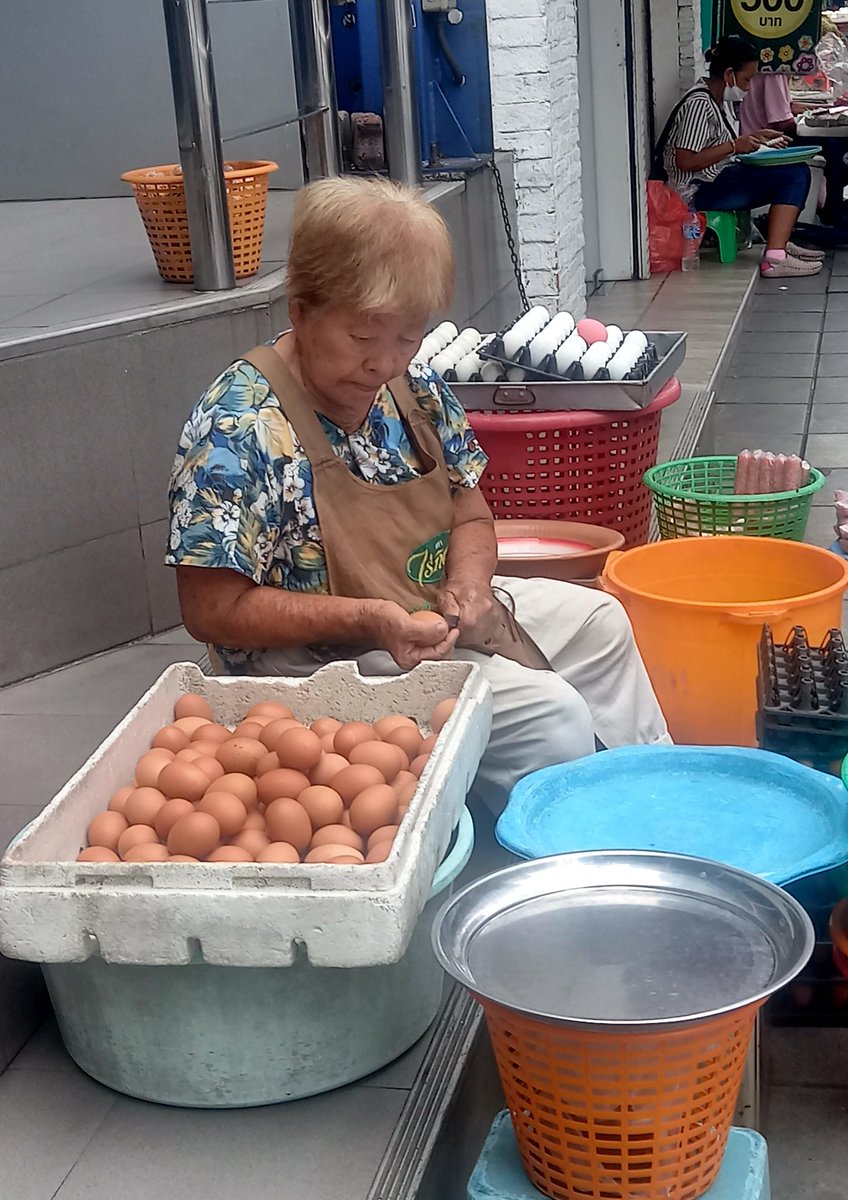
[488,157,529,314]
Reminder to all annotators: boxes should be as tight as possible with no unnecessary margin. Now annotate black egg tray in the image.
[478,322,659,384]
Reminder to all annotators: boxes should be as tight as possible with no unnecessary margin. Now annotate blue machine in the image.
[330,0,494,168]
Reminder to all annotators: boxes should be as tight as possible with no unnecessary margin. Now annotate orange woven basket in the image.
[121,160,278,284]
[482,997,759,1200]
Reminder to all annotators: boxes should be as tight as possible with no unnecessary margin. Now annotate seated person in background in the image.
[741,71,847,227]
[662,36,824,277]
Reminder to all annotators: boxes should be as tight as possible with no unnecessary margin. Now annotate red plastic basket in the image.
[468,378,681,547]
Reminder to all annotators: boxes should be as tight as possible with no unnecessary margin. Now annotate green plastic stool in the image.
[702,210,739,263]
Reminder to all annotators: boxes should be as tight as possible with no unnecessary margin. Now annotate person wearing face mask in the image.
[660,36,823,277]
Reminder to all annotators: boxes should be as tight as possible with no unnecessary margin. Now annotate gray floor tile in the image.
[814,468,848,503]
[54,1085,404,1200]
[728,353,816,378]
[765,1025,848,1089]
[765,1086,848,1200]
[735,331,819,354]
[753,293,828,312]
[814,378,848,404]
[0,956,50,1072]
[818,353,848,378]
[744,312,823,333]
[824,311,848,332]
[0,643,203,717]
[826,293,848,311]
[0,295,55,323]
[7,1017,78,1074]
[809,405,848,434]
[805,434,848,469]
[821,332,848,353]
[0,1066,116,1200]
[145,625,201,646]
[19,291,171,327]
[827,276,848,292]
[0,713,120,808]
[758,272,829,292]
[803,505,838,547]
[714,404,808,437]
[361,1025,433,1090]
[0,804,43,853]
[718,377,813,404]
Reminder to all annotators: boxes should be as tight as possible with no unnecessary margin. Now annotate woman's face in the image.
[290,302,428,408]
[725,61,758,92]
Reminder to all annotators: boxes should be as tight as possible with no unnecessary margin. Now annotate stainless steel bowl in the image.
[432,850,814,1031]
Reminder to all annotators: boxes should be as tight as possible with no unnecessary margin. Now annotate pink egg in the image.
[576,318,608,346]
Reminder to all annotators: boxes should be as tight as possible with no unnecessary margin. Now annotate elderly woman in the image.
[167,177,669,812]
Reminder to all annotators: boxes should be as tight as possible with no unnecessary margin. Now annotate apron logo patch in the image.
[406,532,450,586]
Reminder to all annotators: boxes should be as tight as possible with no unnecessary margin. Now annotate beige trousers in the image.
[221,577,671,814]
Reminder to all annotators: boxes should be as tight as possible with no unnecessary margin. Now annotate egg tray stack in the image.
[756,624,848,774]
[417,313,686,412]
[0,660,492,969]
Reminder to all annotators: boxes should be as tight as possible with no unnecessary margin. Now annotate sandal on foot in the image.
[760,254,822,277]
[786,241,826,261]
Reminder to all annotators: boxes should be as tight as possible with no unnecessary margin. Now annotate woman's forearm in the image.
[445,487,498,587]
[676,140,736,173]
[177,566,384,649]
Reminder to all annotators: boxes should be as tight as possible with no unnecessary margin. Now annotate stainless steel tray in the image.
[452,331,686,412]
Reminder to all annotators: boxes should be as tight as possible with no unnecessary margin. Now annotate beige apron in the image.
[243,345,550,670]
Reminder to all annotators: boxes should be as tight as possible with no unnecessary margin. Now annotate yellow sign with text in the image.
[730,0,814,40]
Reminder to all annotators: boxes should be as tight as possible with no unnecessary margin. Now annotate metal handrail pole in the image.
[288,0,342,180]
[375,0,422,185]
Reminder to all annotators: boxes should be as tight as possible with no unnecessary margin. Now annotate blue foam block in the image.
[467,1112,770,1200]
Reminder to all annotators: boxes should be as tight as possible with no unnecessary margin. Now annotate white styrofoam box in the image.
[0,661,492,970]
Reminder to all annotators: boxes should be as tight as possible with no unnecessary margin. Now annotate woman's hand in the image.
[440,579,499,644]
[734,133,765,154]
[757,128,791,146]
[375,602,459,671]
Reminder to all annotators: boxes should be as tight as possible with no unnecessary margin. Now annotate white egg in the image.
[580,342,615,380]
[622,330,647,355]
[459,327,481,345]
[554,333,588,376]
[480,361,503,383]
[605,325,624,352]
[440,341,466,369]
[502,306,550,357]
[507,367,527,382]
[429,352,452,376]
[417,336,440,362]
[454,352,484,382]
[607,344,640,380]
[433,321,458,349]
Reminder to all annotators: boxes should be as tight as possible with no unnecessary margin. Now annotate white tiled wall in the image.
[678,0,703,90]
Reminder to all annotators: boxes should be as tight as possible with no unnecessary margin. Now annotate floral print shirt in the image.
[166,354,488,668]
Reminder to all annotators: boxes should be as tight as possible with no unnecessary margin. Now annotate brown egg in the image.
[167,812,221,859]
[256,842,301,863]
[334,721,379,757]
[431,698,456,735]
[134,748,174,789]
[396,778,418,807]
[319,733,338,753]
[374,715,416,738]
[264,798,312,852]
[216,737,266,776]
[409,754,430,779]
[173,715,213,735]
[86,811,128,852]
[77,846,121,863]
[154,797,195,840]
[230,828,271,857]
[193,755,225,784]
[397,802,410,819]
[207,845,254,863]
[420,734,438,755]
[242,810,266,831]
[169,854,200,863]
[175,747,203,762]
[117,824,160,860]
[108,785,134,815]
[349,741,407,782]
[298,785,344,829]
[367,825,398,852]
[191,722,232,745]
[366,841,394,864]
[309,753,349,787]
[383,724,422,760]
[248,701,294,720]
[197,791,247,837]
[234,720,265,741]
[349,785,399,837]
[213,772,258,809]
[257,767,311,806]
[158,761,209,803]
[311,716,342,738]
[124,787,167,827]
[410,609,444,625]
[151,724,191,752]
[393,770,417,794]
[258,717,302,749]
[310,825,363,852]
[340,809,353,828]
[276,727,323,773]
[175,693,214,721]
[255,751,281,776]
[124,843,171,863]
[305,844,366,865]
[333,763,386,806]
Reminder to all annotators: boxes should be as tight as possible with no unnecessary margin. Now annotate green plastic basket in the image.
[644,456,826,540]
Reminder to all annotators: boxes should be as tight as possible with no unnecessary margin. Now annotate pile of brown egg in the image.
[77,694,456,866]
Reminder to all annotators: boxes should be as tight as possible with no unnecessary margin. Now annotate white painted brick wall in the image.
[486,0,586,317]
[678,0,703,90]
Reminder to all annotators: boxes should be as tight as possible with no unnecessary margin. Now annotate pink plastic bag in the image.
[647,181,691,274]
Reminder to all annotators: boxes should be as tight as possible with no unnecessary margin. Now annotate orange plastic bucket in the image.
[602,536,848,745]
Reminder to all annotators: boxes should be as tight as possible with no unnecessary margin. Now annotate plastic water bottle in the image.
[681,212,701,272]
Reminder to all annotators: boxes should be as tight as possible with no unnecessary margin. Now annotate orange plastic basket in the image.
[121,160,278,284]
[481,997,759,1200]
